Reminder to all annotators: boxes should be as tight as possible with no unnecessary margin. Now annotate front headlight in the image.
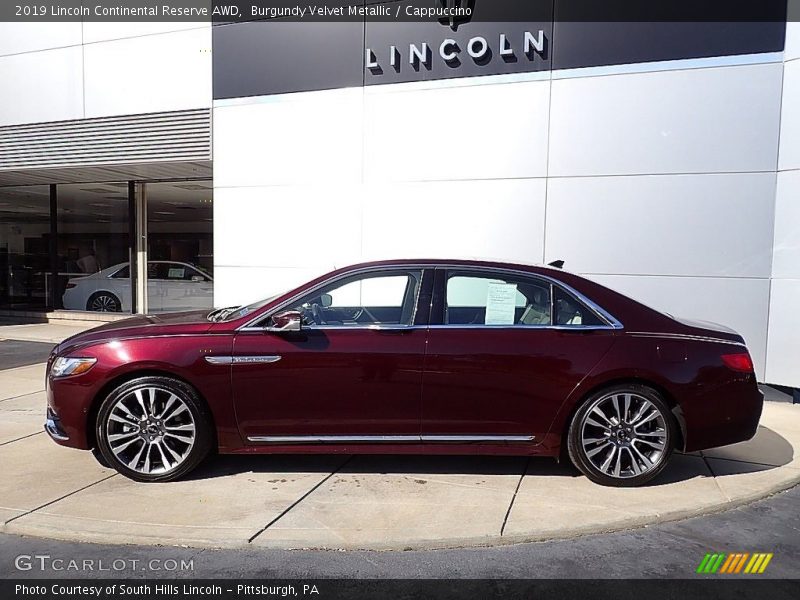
[50,357,97,378]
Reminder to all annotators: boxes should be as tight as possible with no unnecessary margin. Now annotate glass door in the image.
[144,181,213,314]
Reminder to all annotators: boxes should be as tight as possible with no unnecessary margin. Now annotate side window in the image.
[151,263,195,281]
[445,272,551,326]
[284,270,422,327]
[165,264,187,280]
[111,266,129,279]
[553,287,604,326]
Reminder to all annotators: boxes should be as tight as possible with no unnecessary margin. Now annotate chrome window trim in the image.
[237,263,623,332]
[247,434,535,443]
[441,266,623,330]
[238,264,430,331]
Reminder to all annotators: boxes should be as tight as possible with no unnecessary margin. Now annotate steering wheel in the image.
[311,302,327,325]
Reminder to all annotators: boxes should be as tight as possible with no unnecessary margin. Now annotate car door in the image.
[421,268,618,444]
[231,267,432,442]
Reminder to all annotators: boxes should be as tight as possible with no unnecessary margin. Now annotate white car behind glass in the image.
[62,261,213,313]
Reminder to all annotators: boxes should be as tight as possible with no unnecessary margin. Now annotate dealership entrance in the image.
[0,108,212,316]
[0,178,212,315]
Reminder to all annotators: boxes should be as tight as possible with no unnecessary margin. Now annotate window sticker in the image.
[485,282,517,325]
[168,267,185,279]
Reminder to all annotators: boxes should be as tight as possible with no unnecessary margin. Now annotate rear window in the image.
[553,287,604,326]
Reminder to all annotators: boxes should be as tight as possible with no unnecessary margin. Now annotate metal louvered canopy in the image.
[0,108,212,186]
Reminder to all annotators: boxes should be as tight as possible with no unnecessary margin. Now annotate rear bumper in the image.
[681,376,764,452]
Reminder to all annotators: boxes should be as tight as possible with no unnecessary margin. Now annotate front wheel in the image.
[567,384,675,487]
[95,376,213,482]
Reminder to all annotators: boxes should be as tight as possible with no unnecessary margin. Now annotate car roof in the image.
[324,258,566,277]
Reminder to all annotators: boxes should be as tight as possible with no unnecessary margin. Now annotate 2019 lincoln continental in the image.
[45,259,763,486]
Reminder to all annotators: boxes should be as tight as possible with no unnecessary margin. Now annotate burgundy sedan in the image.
[45,259,762,486]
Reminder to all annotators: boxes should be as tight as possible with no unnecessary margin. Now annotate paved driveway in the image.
[0,322,798,552]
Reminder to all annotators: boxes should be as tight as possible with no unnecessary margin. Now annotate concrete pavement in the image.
[0,319,97,345]
[2,484,800,578]
[0,322,798,551]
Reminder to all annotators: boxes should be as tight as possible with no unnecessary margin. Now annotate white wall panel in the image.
[785,21,800,62]
[549,63,783,176]
[0,22,82,56]
[361,179,546,264]
[83,22,208,44]
[214,88,363,188]
[83,28,211,118]
[772,170,800,278]
[765,278,800,387]
[778,58,800,172]
[587,274,770,378]
[214,185,362,269]
[213,266,329,308]
[0,46,83,126]
[364,79,550,182]
[545,173,776,278]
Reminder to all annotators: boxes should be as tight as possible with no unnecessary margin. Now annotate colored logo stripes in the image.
[696,552,773,574]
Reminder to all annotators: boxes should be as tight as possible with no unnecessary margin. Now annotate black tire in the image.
[91,445,111,468]
[86,291,121,312]
[567,384,675,487]
[95,376,213,482]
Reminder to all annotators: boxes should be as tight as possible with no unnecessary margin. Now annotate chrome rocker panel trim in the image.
[247,434,535,444]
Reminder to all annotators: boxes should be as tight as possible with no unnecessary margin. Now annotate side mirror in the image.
[268,310,302,333]
[191,275,204,282]
[320,293,333,308]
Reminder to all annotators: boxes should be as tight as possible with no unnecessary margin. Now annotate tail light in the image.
[721,352,754,373]
[65,282,76,289]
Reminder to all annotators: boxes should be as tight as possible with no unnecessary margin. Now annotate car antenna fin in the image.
[547,260,565,269]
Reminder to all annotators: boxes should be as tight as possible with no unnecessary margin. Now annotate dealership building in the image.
[0,5,798,389]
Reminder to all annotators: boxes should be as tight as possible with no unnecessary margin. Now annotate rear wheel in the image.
[95,376,212,482]
[87,291,121,312]
[567,384,674,487]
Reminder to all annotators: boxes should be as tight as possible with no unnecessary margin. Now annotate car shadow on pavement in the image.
[183,425,794,487]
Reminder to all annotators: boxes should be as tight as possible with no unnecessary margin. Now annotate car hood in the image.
[54,309,215,355]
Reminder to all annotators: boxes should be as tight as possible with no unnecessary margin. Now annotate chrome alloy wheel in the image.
[579,392,668,479]
[105,386,196,475]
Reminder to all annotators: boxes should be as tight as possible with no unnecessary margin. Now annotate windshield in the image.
[208,294,281,323]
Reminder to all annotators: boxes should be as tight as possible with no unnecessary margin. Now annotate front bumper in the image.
[44,407,69,441]
[45,356,97,450]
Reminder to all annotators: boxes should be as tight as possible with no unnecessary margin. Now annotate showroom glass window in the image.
[56,184,130,312]
[0,185,51,310]
[285,270,422,327]
[145,181,213,314]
